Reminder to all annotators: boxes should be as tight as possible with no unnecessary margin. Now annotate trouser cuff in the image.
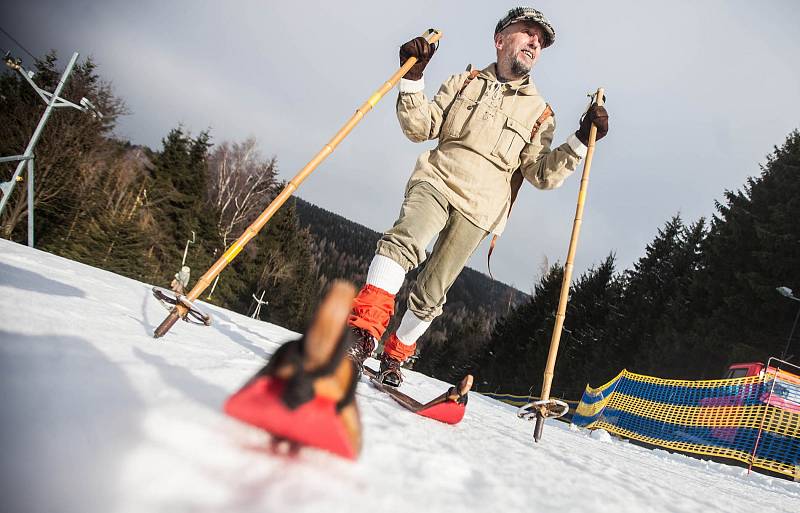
[347,284,395,340]
[383,333,416,362]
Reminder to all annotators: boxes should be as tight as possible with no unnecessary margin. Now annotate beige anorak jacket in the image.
[396,63,586,235]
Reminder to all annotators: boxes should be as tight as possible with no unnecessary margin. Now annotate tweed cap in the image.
[494,7,555,48]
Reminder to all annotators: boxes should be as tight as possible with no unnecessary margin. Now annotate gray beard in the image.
[510,55,531,77]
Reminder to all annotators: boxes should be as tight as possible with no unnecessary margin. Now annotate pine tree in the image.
[638,218,707,377]
[612,215,688,373]
[681,130,800,372]
[147,127,220,287]
[559,254,622,394]
[478,264,563,394]
[244,199,315,332]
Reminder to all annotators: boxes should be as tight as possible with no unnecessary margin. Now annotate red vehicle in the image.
[724,361,799,380]
[722,360,800,413]
[699,359,800,443]
[723,362,768,379]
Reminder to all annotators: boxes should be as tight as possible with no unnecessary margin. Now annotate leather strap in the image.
[457,69,480,96]
[531,104,554,139]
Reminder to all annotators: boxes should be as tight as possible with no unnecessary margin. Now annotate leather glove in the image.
[399,37,436,81]
[575,105,609,146]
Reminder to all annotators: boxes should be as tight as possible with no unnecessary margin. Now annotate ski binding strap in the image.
[517,399,569,421]
[152,287,212,326]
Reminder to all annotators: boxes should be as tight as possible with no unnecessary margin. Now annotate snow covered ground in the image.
[1,237,798,513]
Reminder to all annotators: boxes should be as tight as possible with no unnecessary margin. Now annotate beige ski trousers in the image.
[376,181,489,321]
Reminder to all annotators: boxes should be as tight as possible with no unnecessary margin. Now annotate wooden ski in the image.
[364,366,472,424]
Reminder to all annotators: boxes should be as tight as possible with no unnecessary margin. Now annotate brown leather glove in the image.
[575,105,609,146]
[399,37,436,81]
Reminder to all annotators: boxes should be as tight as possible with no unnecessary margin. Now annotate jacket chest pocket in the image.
[443,97,478,139]
[490,116,531,169]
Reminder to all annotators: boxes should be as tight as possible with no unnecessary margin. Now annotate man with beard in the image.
[348,7,609,386]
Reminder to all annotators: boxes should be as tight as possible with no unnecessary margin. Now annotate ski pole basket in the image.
[152,287,212,326]
[517,399,570,421]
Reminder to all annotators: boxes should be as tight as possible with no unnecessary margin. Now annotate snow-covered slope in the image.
[1,238,798,513]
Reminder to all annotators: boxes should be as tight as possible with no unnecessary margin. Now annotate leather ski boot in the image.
[378,353,405,388]
[347,326,376,372]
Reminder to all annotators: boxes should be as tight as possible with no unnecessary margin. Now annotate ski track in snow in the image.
[0,238,798,513]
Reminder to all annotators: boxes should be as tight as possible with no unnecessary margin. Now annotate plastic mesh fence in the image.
[574,369,800,478]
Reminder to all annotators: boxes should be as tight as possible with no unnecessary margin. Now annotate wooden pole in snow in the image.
[534,88,605,442]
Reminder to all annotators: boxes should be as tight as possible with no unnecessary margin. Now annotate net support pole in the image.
[748,359,779,474]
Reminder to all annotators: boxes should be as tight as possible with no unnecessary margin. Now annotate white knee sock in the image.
[366,254,406,295]
[395,309,431,346]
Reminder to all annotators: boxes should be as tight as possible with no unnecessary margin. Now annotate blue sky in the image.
[5,0,799,290]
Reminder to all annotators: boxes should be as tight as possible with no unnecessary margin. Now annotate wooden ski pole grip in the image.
[586,88,605,148]
[424,28,443,44]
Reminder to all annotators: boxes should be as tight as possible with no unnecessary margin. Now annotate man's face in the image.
[495,20,544,76]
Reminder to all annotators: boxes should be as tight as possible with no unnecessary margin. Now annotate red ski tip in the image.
[417,401,467,424]
[225,376,359,460]
[417,374,471,424]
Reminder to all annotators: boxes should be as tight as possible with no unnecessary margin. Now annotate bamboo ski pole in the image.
[153,29,443,338]
[533,88,605,441]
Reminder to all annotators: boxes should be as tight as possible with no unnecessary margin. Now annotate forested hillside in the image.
[0,53,316,332]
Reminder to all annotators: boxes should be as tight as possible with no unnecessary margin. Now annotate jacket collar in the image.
[477,63,538,96]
